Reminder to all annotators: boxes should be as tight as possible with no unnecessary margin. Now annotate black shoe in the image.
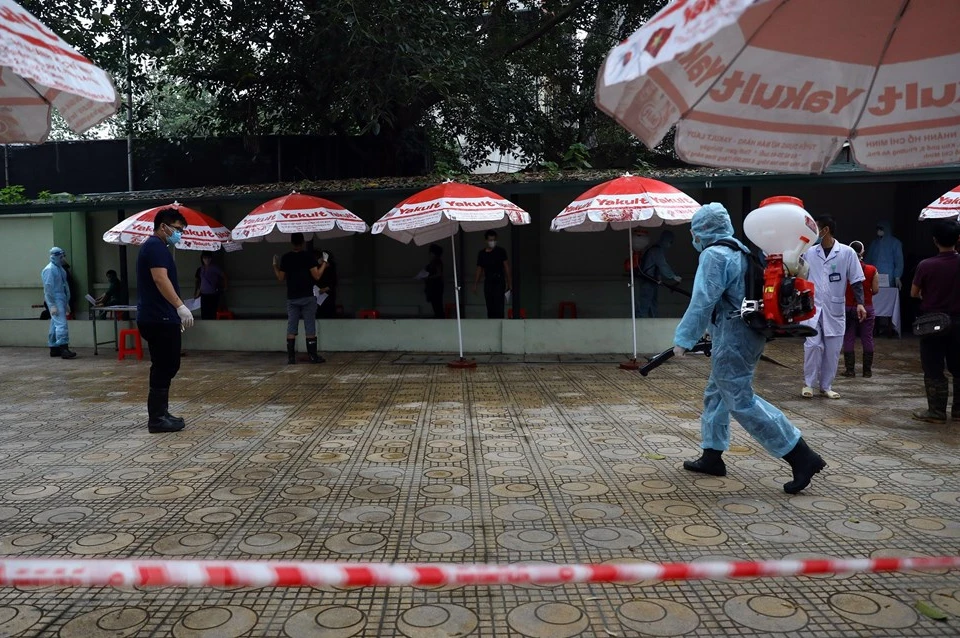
[165,412,186,427]
[60,346,77,359]
[841,352,855,377]
[782,438,826,494]
[49,347,62,357]
[148,414,185,433]
[287,340,296,365]
[306,338,325,364]
[683,449,726,477]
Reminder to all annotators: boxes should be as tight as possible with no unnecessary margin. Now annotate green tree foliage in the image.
[26,0,670,169]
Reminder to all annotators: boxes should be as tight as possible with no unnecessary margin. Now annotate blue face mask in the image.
[812,233,823,247]
[166,225,182,247]
[692,236,703,253]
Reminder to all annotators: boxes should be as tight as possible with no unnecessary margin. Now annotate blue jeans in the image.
[286,297,317,336]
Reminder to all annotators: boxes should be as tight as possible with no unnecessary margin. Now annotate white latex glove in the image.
[673,276,682,284]
[49,304,59,316]
[177,304,195,329]
[272,255,280,266]
[321,251,330,263]
[673,346,686,358]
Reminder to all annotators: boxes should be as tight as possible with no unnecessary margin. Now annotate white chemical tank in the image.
[744,196,818,271]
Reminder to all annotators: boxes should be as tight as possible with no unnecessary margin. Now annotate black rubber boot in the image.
[148,388,184,433]
[862,352,873,378]
[782,437,826,494]
[913,377,948,424]
[60,345,77,359]
[841,352,855,377]
[164,391,185,428]
[49,346,61,357]
[286,339,296,365]
[683,449,726,477]
[306,338,325,364]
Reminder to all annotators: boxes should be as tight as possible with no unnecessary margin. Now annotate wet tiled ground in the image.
[0,340,957,637]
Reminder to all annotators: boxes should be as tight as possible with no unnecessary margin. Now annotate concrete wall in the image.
[0,317,680,355]
[0,214,53,319]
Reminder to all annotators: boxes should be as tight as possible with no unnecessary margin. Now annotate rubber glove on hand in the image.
[673,346,686,358]
[49,305,59,316]
[177,304,194,329]
[673,276,682,284]
[321,252,330,263]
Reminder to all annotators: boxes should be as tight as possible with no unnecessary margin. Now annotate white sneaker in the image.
[821,389,841,399]
[801,386,814,398]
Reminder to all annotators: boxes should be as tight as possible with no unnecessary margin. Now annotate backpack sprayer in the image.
[739,196,818,339]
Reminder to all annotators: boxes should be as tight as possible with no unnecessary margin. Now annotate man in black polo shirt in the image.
[136,207,194,434]
[273,233,327,364]
[473,230,512,319]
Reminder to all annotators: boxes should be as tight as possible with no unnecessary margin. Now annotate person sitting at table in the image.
[96,270,128,307]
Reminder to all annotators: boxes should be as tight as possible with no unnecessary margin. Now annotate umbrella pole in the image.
[620,226,641,371]
[448,233,476,369]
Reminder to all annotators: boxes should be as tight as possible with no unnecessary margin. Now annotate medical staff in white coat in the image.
[801,216,865,399]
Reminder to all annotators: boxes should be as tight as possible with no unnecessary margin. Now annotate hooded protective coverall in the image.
[865,220,903,287]
[636,230,678,318]
[41,248,71,347]
[673,204,801,458]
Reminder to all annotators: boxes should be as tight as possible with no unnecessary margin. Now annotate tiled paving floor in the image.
[0,340,957,637]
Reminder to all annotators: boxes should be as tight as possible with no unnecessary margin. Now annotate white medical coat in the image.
[801,242,865,337]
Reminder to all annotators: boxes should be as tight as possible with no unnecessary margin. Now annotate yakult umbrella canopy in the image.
[372,181,531,246]
[596,0,960,174]
[0,0,119,142]
[104,202,235,252]
[551,174,700,232]
[919,184,960,221]
[231,193,368,242]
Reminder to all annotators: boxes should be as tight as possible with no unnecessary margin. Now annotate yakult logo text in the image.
[677,43,724,88]
[867,82,960,116]
[938,196,960,206]
[709,71,864,114]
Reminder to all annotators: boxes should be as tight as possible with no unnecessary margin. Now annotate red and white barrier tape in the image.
[1,556,958,588]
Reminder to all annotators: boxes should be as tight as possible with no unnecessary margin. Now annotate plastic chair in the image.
[507,308,527,319]
[118,328,143,361]
[558,301,578,319]
[216,310,235,320]
[357,310,380,319]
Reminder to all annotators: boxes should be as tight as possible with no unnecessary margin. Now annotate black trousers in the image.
[138,322,182,390]
[430,296,445,319]
[200,293,220,320]
[919,321,960,381]
[484,278,505,319]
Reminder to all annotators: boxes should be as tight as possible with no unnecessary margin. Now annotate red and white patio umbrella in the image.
[551,174,700,369]
[372,181,532,367]
[231,192,368,242]
[103,202,237,252]
[0,0,119,142]
[919,185,960,221]
[596,0,960,174]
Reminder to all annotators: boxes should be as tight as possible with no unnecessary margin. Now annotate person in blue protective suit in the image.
[866,220,904,289]
[635,230,681,317]
[672,203,825,494]
[41,247,77,359]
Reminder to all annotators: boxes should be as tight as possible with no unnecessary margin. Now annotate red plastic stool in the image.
[558,301,578,319]
[216,310,234,320]
[357,309,380,319]
[507,308,527,319]
[118,328,143,361]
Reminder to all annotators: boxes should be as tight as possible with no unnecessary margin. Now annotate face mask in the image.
[166,225,182,247]
[487,240,496,248]
[692,237,703,253]
[877,229,885,238]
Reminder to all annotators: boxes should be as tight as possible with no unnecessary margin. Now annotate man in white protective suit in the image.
[801,216,865,399]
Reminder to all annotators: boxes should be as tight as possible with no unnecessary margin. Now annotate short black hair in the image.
[815,215,836,236]
[106,269,118,278]
[484,230,498,239]
[200,251,214,260]
[291,232,305,246]
[932,220,960,248]
[849,240,864,254]
[154,207,187,231]
[429,244,442,256]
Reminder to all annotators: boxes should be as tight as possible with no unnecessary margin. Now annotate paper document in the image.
[85,294,98,306]
[877,274,890,288]
[415,270,430,280]
[313,286,328,306]
[184,297,201,311]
